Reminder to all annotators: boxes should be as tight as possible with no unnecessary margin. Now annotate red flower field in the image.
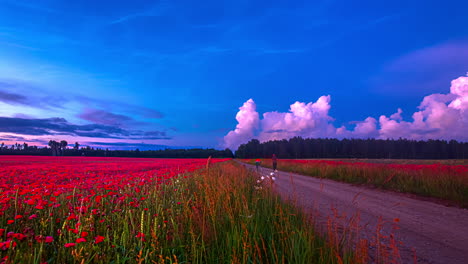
[0,156,227,263]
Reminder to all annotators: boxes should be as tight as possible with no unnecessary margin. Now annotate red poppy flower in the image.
[94,235,105,244]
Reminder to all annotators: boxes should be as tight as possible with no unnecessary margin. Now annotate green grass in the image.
[307,158,468,166]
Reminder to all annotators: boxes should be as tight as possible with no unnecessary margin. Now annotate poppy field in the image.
[247,159,468,207]
[0,156,364,264]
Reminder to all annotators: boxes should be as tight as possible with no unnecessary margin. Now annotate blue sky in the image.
[1,0,467,150]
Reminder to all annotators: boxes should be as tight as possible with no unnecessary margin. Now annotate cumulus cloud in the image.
[259,96,335,142]
[377,75,468,140]
[224,74,468,149]
[223,99,259,150]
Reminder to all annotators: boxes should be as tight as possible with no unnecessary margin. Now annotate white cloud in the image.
[223,99,259,150]
[259,96,335,142]
[223,74,468,149]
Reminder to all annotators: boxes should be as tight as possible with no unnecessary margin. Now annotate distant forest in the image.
[235,137,468,159]
[0,141,234,158]
[2,137,468,159]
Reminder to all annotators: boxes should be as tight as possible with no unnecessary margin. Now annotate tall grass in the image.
[0,160,365,263]
[245,159,468,207]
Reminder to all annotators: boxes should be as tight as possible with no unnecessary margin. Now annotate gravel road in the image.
[241,162,468,264]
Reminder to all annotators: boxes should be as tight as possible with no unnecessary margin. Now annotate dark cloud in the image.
[78,108,134,126]
[77,96,164,119]
[0,79,66,109]
[0,134,28,141]
[138,108,164,119]
[143,131,167,137]
[87,142,170,150]
[0,134,48,144]
[0,90,29,105]
[0,117,170,140]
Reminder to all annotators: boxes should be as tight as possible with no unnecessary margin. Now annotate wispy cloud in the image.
[256,48,308,54]
[0,78,164,120]
[77,96,164,119]
[0,90,28,105]
[77,108,135,127]
[318,13,401,48]
[109,0,172,25]
[87,141,170,150]
[0,79,66,109]
[0,40,40,51]
[0,116,170,140]
[191,24,220,29]
[0,0,58,14]
[372,40,468,95]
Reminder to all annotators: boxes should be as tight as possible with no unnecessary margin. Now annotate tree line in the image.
[3,137,468,159]
[235,137,468,159]
[0,141,234,158]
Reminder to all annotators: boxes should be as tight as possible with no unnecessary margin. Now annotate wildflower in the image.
[14,215,23,220]
[135,232,145,241]
[68,228,79,234]
[13,233,26,241]
[0,240,17,250]
[67,213,77,220]
[0,229,4,236]
[94,235,105,244]
[64,243,75,247]
[45,236,54,243]
[29,214,38,220]
[80,231,88,238]
[76,238,86,243]
[7,220,14,225]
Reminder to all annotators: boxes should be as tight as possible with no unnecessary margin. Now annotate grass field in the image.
[308,159,468,165]
[245,159,468,208]
[0,156,381,263]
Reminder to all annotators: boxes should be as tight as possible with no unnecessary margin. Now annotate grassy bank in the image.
[245,159,468,208]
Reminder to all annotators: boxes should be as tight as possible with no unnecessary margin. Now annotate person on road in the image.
[272,154,278,172]
[255,158,261,172]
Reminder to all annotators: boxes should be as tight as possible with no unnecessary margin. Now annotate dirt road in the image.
[242,162,468,264]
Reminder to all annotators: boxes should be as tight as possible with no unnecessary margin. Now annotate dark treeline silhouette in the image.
[0,141,234,158]
[235,137,468,159]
